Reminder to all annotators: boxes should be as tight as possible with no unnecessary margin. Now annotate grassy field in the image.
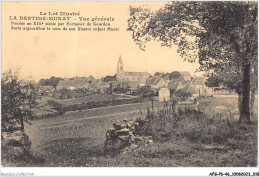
[35,94,147,119]
[4,97,258,167]
[56,94,123,106]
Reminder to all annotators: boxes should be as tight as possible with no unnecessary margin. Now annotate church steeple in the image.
[118,55,123,65]
[117,55,124,73]
[117,55,124,80]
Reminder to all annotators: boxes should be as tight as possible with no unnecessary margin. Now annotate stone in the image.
[134,136,143,143]
[147,140,153,144]
[113,122,122,130]
[120,124,127,128]
[13,147,24,154]
[7,139,22,147]
[129,144,139,150]
[106,128,115,135]
[126,122,131,128]
[132,122,139,127]
[135,117,143,122]
[104,118,154,155]
[115,128,130,136]
[117,135,130,141]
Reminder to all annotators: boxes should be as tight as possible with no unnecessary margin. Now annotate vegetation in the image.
[103,75,116,82]
[39,76,62,90]
[1,70,37,131]
[113,84,130,94]
[137,86,155,98]
[128,1,257,123]
[10,97,257,167]
[47,98,145,115]
[175,89,192,100]
[1,70,44,167]
[205,75,223,88]
[169,71,181,80]
[154,72,162,77]
[52,88,73,99]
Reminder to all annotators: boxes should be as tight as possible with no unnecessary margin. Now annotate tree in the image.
[38,79,49,86]
[1,70,37,131]
[38,76,61,89]
[205,67,244,117]
[176,89,192,101]
[169,71,181,80]
[48,76,61,90]
[103,75,115,82]
[137,86,154,98]
[128,1,257,123]
[154,72,162,76]
[205,75,223,88]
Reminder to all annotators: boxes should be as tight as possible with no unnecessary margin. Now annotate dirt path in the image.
[39,109,146,129]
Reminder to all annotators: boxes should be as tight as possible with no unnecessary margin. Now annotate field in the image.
[3,97,258,167]
[34,94,146,119]
[56,94,126,106]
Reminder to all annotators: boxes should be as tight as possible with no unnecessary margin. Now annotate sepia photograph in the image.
[1,0,259,176]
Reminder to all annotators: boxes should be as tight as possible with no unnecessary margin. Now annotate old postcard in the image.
[1,1,259,176]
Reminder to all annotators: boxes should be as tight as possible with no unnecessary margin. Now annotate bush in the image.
[176,89,192,100]
[47,100,66,115]
[52,88,73,99]
[138,103,234,144]
[137,86,155,98]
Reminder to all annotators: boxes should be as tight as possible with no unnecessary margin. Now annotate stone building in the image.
[116,55,151,81]
[159,88,170,102]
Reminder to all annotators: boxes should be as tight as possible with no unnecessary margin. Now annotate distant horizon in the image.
[12,67,203,82]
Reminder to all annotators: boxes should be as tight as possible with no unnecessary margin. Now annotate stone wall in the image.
[104,117,153,155]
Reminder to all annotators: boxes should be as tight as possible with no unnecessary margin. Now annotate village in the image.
[37,56,235,103]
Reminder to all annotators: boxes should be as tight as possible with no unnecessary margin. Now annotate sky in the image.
[2,1,202,81]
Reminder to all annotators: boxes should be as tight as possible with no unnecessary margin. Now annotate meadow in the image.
[34,94,147,119]
[3,97,258,167]
[56,94,123,106]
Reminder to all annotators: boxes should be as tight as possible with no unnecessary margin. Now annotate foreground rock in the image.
[1,130,45,166]
[104,118,153,155]
[2,130,31,151]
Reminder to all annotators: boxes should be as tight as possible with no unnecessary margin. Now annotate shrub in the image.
[138,103,234,145]
[137,86,155,98]
[176,89,192,100]
[47,100,66,115]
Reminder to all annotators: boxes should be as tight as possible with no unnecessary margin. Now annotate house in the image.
[56,77,89,90]
[138,77,148,87]
[162,74,170,84]
[168,77,185,92]
[99,82,110,93]
[146,76,168,90]
[191,77,213,96]
[159,88,170,102]
[38,86,55,96]
[128,81,139,90]
[180,83,198,95]
[179,71,192,81]
[88,82,98,92]
[82,82,90,89]
[116,55,151,81]
[56,80,69,90]
[212,88,236,95]
[88,75,95,82]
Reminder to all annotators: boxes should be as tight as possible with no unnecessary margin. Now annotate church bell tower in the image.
[117,55,124,80]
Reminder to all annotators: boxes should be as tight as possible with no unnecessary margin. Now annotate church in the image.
[116,55,151,81]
